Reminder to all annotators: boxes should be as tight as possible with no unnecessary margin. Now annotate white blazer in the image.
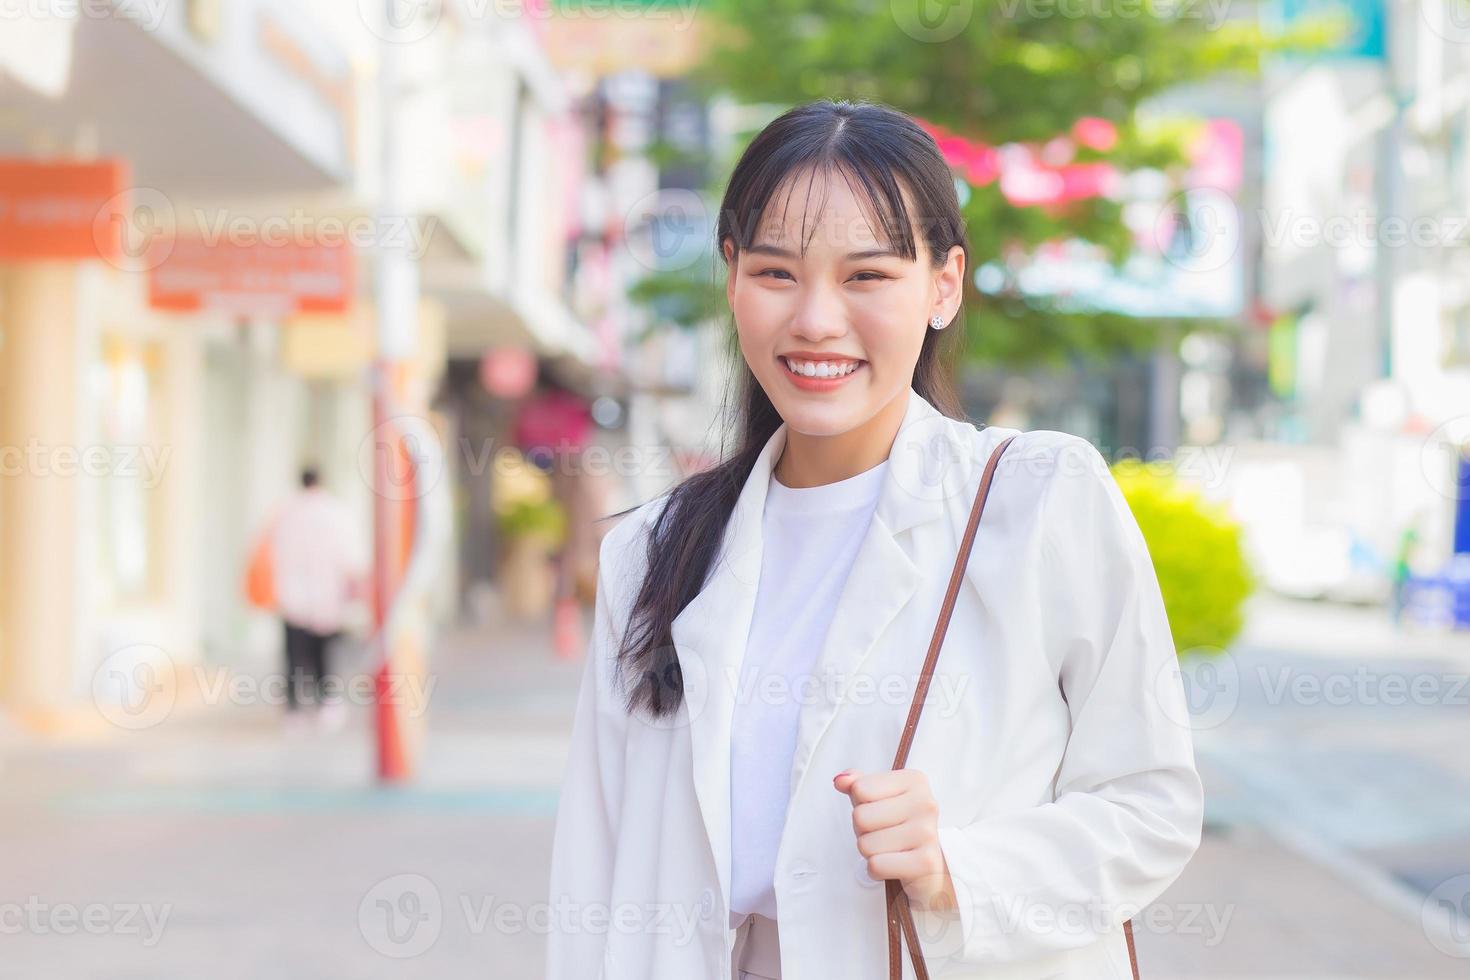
[546,386,1204,980]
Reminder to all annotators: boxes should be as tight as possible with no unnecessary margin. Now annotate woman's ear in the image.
[722,238,738,307]
[933,244,965,320]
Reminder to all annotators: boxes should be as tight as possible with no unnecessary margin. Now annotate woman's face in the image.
[723,167,965,438]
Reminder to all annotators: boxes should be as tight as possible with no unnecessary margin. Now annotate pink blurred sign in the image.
[480,347,537,399]
[513,387,592,455]
[918,116,1241,207]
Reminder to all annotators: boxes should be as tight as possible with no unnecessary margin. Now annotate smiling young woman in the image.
[545,100,1203,980]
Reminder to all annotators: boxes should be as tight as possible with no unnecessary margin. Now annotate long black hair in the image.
[612,99,971,718]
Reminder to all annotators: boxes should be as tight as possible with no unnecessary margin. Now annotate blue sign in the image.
[1275,0,1387,60]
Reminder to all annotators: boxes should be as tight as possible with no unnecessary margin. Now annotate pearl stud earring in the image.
[930,314,946,330]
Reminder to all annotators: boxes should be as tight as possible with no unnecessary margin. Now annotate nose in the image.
[788,280,848,343]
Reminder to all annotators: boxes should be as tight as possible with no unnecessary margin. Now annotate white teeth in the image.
[784,357,860,378]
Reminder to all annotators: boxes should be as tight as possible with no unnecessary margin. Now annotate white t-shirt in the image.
[729,458,889,923]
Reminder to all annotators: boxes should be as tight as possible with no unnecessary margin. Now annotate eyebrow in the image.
[745,244,900,261]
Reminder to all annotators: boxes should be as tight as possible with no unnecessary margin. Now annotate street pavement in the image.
[1,594,1468,978]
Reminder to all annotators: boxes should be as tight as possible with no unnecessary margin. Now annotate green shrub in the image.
[1111,458,1256,656]
[496,497,568,548]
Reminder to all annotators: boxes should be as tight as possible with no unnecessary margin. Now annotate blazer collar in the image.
[668,385,983,925]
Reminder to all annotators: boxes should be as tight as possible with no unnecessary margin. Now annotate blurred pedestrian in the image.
[268,466,366,734]
[1390,519,1422,626]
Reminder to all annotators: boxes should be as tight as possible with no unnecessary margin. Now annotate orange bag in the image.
[244,519,277,611]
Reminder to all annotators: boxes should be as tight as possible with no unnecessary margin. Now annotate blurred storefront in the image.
[1238,0,1470,605]
[0,0,601,726]
[0,3,370,724]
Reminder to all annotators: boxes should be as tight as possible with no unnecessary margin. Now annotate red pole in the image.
[373,365,409,782]
[372,1,417,783]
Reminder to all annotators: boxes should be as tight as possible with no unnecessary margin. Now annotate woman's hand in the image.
[833,768,959,914]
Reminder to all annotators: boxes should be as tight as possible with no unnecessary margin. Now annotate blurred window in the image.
[93,336,166,605]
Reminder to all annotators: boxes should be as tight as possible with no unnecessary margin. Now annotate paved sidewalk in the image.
[1143,782,1467,978]
[1,595,1467,978]
[1237,592,1470,663]
[1188,592,1470,974]
[0,607,581,980]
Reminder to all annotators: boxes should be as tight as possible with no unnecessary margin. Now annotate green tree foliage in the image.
[635,1,1343,367]
[694,0,1326,146]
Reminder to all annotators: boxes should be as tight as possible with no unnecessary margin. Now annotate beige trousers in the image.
[730,912,781,980]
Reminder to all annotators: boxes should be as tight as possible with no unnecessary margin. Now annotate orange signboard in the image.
[148,236,355,315]
[0,159,128,262]
[542,13,705,78]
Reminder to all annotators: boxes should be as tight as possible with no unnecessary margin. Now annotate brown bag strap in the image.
[888,434,1015,774]
[884,435,1143,980]
[885,434,1013,980]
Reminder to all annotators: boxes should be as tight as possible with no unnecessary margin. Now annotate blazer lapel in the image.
[669,420,784,922]
[667,386,981,921]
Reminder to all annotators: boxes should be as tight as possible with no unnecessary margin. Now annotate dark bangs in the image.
[717,104,966,270]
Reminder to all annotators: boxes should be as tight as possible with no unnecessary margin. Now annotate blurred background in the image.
[2,0,1469,976]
